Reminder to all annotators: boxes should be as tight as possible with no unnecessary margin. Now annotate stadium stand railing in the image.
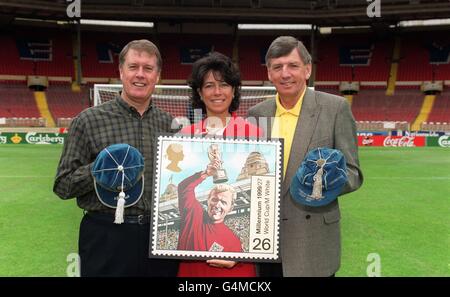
[56,117,73,128]
[0,117,46,127]
[421,122,450,131]
[357,121,410,131]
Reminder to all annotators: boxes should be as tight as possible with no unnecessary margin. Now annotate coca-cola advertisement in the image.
[357,136,426,147]
[361,136,374,146]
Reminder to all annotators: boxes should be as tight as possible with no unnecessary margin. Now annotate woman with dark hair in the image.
[180,52,263,137]
[178,52,261,277]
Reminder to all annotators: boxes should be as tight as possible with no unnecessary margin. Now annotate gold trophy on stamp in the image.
[208,144,228,183]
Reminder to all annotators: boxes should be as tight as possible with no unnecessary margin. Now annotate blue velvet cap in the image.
[92,143,144,208]
[290,147,348,207]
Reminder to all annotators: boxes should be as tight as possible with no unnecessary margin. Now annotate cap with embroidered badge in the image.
[290,147,348,207]
[91,143,145,224]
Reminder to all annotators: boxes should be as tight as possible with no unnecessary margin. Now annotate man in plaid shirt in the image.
[54,40,179,276]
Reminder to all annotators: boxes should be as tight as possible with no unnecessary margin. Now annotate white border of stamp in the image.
[150,135,282,261]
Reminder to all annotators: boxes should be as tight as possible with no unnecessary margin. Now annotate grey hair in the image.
[265,36,312,66]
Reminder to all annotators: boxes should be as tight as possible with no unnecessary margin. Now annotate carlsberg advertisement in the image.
[0,132,66,145]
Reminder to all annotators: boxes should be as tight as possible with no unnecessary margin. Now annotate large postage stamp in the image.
[150,135,282,261]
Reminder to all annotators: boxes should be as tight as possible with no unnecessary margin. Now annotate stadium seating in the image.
[0,29,73,78]
[0,84,41,118]
[351,89,423,122]
[80,32,134,79]
[238,35,273,81]
[315,35,392,83]
[1,29,449,129]
[159,34,233,81]
[45,86,90,119]
[427,91,450,123]
[397,33,450,82]
[397,37,433,82]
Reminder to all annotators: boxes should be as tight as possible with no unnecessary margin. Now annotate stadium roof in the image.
[1,0,450,27]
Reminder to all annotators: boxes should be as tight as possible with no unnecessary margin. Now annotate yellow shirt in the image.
[271,88,306,177]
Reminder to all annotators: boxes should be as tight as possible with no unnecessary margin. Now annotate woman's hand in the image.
[206,259,238,269]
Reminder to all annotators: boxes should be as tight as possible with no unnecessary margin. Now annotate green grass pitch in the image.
[0,145,448,276]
